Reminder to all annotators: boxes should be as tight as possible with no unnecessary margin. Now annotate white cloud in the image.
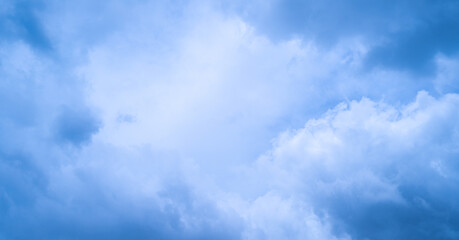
[234,91,459,238]
[77,7,374,181]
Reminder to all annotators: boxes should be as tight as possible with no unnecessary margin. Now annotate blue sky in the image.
[1,0,459,239]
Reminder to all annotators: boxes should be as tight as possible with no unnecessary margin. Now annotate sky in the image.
[1,0,459,239]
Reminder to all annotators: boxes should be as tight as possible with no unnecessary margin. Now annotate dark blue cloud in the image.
[365,13,459,75]
[53,108,101,147]
[0,169,242,240]
[320,173,459,240]
[0,0,52,52]
[239,0,459,75]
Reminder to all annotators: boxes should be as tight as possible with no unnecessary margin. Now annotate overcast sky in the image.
[1,0,459,239]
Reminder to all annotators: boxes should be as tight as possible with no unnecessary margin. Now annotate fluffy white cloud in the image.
[42,89,459,239]
[78,7,373,181]
[232,91,459,239]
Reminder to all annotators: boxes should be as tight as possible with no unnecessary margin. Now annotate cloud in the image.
[1,0,459,239]
[0,0,52,52]
[365,15,459,75]
[53,107,100,147]
[246,91,459,239]
[237,0,459,74]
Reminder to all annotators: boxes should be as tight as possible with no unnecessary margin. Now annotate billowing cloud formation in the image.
[245,91,459,239]
[1,0,459,239]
